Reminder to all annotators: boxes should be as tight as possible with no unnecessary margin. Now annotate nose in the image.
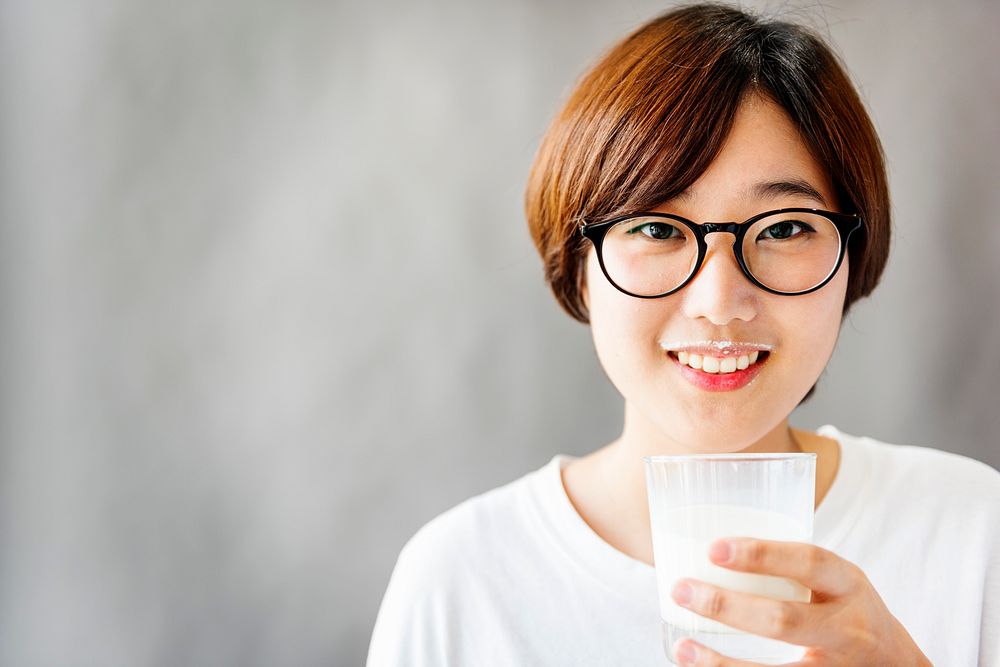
[679,233,758,325]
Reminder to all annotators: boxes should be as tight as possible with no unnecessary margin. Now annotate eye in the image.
[757,220,815,240]
[626,222,681,240]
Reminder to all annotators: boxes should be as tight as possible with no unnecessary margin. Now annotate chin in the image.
[660,413,778,452]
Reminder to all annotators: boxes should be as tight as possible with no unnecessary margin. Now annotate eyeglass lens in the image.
[600,211,843,296]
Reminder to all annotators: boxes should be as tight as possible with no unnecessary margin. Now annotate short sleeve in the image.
[365,531,452,667]
[978,470,1000,666]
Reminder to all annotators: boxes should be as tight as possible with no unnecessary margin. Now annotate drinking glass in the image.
[644,453,816,664]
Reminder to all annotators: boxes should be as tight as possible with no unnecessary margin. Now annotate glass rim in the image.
[643,452,817,463]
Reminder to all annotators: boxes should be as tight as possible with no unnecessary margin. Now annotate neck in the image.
[560,403,836,567]
[609,402,801,464]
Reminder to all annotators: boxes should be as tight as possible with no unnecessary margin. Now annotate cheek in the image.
[821,256,849,333]
[786,259,849,371]
[586,252,675,377]
[586,253,630,356]
[586,251,655,333]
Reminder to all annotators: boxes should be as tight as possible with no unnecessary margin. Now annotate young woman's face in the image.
[584,95,848,452]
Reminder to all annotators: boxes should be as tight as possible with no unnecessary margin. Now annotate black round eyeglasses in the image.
[579,208,863,298]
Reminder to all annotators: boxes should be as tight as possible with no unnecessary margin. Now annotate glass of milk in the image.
[644,452,816,665]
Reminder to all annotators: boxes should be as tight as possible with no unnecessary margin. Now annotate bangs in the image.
[571,7,764,222]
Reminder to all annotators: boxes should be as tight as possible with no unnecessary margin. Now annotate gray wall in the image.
[1,1,997,665]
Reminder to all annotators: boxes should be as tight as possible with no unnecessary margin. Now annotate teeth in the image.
[673,351,766,374]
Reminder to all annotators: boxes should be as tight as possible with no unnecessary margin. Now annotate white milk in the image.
[651,502,812,633]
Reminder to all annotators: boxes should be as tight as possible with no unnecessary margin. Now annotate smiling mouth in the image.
[667,350,771,374]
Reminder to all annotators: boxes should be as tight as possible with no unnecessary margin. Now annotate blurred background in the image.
[1,0,997,665]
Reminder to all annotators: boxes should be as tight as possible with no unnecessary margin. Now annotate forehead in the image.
[663,95,836,213]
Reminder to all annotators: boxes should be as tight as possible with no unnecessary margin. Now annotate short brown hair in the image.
[525,2,890,324]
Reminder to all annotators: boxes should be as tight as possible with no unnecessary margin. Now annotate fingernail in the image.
[676,641,697,665]
[672,581,693,605]
[709,539,731,563]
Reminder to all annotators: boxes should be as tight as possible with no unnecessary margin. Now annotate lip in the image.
[669,350,769,392]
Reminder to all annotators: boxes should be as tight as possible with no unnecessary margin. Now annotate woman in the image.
[367,4,1000,666]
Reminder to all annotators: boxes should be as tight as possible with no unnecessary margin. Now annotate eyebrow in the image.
[749,179,828,206]
[671,178,828,207]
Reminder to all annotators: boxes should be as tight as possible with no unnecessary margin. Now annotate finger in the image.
[671,638,800,667]
[709,538,861,597]
[672,579,818,646]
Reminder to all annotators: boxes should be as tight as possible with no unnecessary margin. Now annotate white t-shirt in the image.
[367,426,1000,666]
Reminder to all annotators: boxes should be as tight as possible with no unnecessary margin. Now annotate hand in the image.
[668,538,932,666]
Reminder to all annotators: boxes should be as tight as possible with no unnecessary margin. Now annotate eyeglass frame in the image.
[578,207,864,299]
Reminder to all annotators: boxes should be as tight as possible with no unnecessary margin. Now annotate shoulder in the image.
[863,432,997,491]
[825,425,1000,513]
[391,458,554,592]
[368,460,556,664]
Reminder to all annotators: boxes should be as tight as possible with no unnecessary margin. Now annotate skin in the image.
[562,94,930,666]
